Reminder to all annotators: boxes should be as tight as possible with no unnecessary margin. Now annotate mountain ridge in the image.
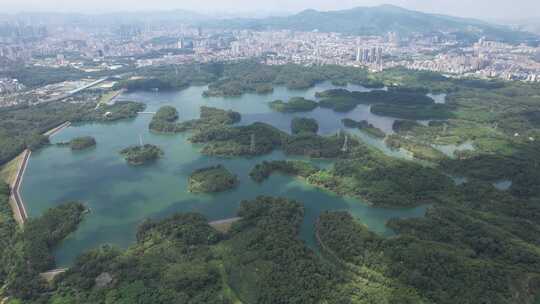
[204,4,537,43]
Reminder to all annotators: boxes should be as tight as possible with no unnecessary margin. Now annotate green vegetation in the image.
[342,118,386,138]
[291,117,319,134]
[4,62,540,303]
[150,105,240,133]
[269,97,317,113]
[153,105,179,122]
[199,61,384,97]
[115,63,221,92]
[249,160,319,182]
[310,155,453,207]
[249,136,452,207]
[371,103,453,120]
[8,197,336,303]
[317,210,519,303]
[79,101,146,123]
[148,106,181,132]
[0,100,144,166]
[188,165,239,193]
[191,122,286,157]
[50,213,228,304]
[3,202,86,301]
[120,144,164,166]
[316,88,453,119]
[385,134,448,162]
[0,182,16,287]
[0,66,127,88]
[67,136,96,151]
[224,196,337,303]
[283,131,360,158]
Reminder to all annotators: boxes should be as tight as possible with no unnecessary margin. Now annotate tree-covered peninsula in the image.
[120,144,163,166]
[187,165,239,193]
[249,160,319,182]
[342,118,386,138]
[0,194,87,301]
[291,117,319,134]
[316,87,453,119]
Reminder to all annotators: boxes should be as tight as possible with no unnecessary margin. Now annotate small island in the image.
[341,118,385,138]
[269,97,318,113]
[120,144,163,166]
[188,165,238,193]
[68,136,97,150]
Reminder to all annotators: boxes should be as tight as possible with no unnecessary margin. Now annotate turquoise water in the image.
[22,83,428,267]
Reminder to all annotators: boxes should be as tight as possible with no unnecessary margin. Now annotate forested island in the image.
[269,97,318,113]
[58,136,97,151]
[187,165,238,193]
[149,105,241,133]
[120,144,163,166]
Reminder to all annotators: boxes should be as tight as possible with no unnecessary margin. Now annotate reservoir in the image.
[21,83,428,266]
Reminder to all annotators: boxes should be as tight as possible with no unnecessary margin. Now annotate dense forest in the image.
[120,144,164,166]
[188,165,239,193]
[149,105,240,133]
[2,201,86,301]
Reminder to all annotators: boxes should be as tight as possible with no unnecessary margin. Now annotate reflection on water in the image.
[22,82,429,266]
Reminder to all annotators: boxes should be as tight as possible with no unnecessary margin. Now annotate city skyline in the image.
[1,0,540,21]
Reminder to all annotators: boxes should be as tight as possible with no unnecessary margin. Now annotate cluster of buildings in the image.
[0,78,25,95]
[1,20,540,106]
[356,47,384,70]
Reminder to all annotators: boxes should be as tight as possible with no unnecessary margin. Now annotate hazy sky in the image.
[2,0,540,20]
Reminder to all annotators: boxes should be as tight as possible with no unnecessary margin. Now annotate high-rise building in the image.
[362,48,369,63]
[370,47,377,63]
[376,47,383,65]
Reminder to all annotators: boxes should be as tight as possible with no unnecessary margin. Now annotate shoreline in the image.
[9,149,31,225]
[45,121,72,137]
[7,121,72,225]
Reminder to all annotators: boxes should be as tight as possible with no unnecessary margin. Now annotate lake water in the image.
[22,83,428,267]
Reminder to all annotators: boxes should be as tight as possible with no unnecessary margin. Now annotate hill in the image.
[207,5,536,43]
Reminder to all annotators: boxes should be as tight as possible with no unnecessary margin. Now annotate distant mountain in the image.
[206,5,537,43]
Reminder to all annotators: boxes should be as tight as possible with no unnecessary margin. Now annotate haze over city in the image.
[2,0,540,20]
